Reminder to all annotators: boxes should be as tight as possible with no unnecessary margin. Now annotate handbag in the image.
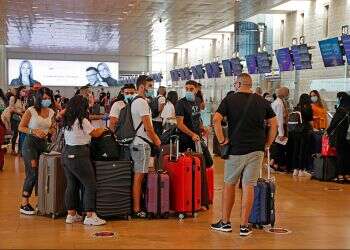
[160,124,177,145]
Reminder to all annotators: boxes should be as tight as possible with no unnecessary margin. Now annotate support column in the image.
[294,70,301,106]
[0,45,7,89]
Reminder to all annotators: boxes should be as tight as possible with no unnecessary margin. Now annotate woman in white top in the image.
[9,86,26,154]
[18,87,56,215]
[161,91,178,128]
[62,95,106,226]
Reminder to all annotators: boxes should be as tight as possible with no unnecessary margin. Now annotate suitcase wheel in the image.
[52,213,57,219]
[147,213,155,219]
[162,212,169,219]
[178,213,185,220]
[193,212,198,218]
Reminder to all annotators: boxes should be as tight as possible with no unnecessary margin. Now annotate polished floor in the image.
[0,154,350,249]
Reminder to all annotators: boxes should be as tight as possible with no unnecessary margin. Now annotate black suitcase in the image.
[312,155,336,181]
[94,161,132,219]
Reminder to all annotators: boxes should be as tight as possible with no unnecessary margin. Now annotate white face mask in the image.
[311,96,318,103]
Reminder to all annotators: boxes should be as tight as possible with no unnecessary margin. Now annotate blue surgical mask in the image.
[124,95,134,103]
[41,99,51,108]
[185,91,195,102]
[336,99,341,109]
[145,89,155,98]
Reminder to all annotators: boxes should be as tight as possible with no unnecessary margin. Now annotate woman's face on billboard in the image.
[20,62,31,77]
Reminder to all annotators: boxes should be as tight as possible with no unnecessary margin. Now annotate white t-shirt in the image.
[64,118,95,146]
[109,100,126,119]
[131,97,152,145]
[27,107,55,133]
[152,95,166,122]
[160,102,176,126]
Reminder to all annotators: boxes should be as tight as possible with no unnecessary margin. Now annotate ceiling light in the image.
[122,11,128,14]
[128,3,134,7]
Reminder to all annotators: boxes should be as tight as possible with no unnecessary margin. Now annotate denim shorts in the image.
[224,151,264,186]
[130,143,151,174]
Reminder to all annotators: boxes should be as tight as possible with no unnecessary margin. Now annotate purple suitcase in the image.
[146,171,170,218]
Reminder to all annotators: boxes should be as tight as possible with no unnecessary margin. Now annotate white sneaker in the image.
[303,170,312,178]
[65,213,83,224]
[83,215,106,226]
[298,170,305,177]
[293,169,299,176]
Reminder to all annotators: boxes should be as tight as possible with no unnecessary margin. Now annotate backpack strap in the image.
[130,95,144,133]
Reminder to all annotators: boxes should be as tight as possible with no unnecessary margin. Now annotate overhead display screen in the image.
[195,65,205,79]
[256,52,272,74]
[8,59,119,87]
[222,59,233,77]
[319,37,345,67]
[245,55,258,74]
[275,48,294,72]
[291,44,312,70]
[211,62,221,78]
[178,68,186,81]
[170,69,180,82]
[230,58,243,76]
[183,67,192,80]
[205,63,214,78]
[341,34,350,63]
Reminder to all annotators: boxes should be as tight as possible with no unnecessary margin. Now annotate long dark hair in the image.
[63,95,89,131]
[166,91,178,106]
[297,93,312,110]
[14,86,25,103]
[339,94,350,110]
[34,87,54,113]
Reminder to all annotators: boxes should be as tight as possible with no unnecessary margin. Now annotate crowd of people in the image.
[0,73,349,235]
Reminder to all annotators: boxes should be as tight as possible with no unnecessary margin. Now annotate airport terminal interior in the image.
[0,0,350,249]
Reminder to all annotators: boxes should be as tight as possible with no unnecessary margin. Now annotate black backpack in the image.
[90,130,120,161]
[288,111,303,132]
[115,96,143,145]
[149,96,161,118]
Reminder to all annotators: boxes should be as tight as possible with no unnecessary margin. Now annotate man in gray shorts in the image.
[130,75,161,218]
[211,73,277,236]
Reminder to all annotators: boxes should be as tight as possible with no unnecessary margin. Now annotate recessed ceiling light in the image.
[128,3,134,7]
[122,11,128,14]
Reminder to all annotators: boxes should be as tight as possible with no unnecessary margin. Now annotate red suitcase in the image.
[321,135,336,157]
[206,167,214,204]
[163,137,201,219]
[145,171,170,218]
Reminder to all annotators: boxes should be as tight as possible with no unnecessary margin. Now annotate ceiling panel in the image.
[0,0,289,56]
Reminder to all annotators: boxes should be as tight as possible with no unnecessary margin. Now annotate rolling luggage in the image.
[145,171,170,218]
[312,155,336,181]
[249,150,276,228]
[163,137,201,219]
[37,152,66,219]
[94,160,132,219]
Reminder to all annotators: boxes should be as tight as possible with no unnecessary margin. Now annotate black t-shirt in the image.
[216,92,276,155]
[176,97,201,136]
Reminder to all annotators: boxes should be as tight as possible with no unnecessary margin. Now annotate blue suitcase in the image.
[249,150,276,228]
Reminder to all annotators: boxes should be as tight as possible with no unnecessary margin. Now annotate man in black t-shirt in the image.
[210,73,277,237]
[176,80,205,152]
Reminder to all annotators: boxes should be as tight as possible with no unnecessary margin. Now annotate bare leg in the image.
[132,173,145,212]
[222,183,236,223]
[241,184,255,225]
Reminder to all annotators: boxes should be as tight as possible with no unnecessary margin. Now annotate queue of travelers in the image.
[0,73,348,236]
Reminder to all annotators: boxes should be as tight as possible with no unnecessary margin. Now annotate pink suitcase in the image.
[145,171,170,218]
[163,137,201,219]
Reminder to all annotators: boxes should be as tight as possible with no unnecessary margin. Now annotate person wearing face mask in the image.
[176,80,205,152]
[310,90,328,130]
[18,87,56,215]
[270,87,289,172]
[109,84,136,132]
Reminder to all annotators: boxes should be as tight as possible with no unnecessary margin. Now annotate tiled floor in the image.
[0,155,349,249]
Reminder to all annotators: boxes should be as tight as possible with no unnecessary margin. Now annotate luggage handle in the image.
[261,148,272,180]
[169,135,179,161]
